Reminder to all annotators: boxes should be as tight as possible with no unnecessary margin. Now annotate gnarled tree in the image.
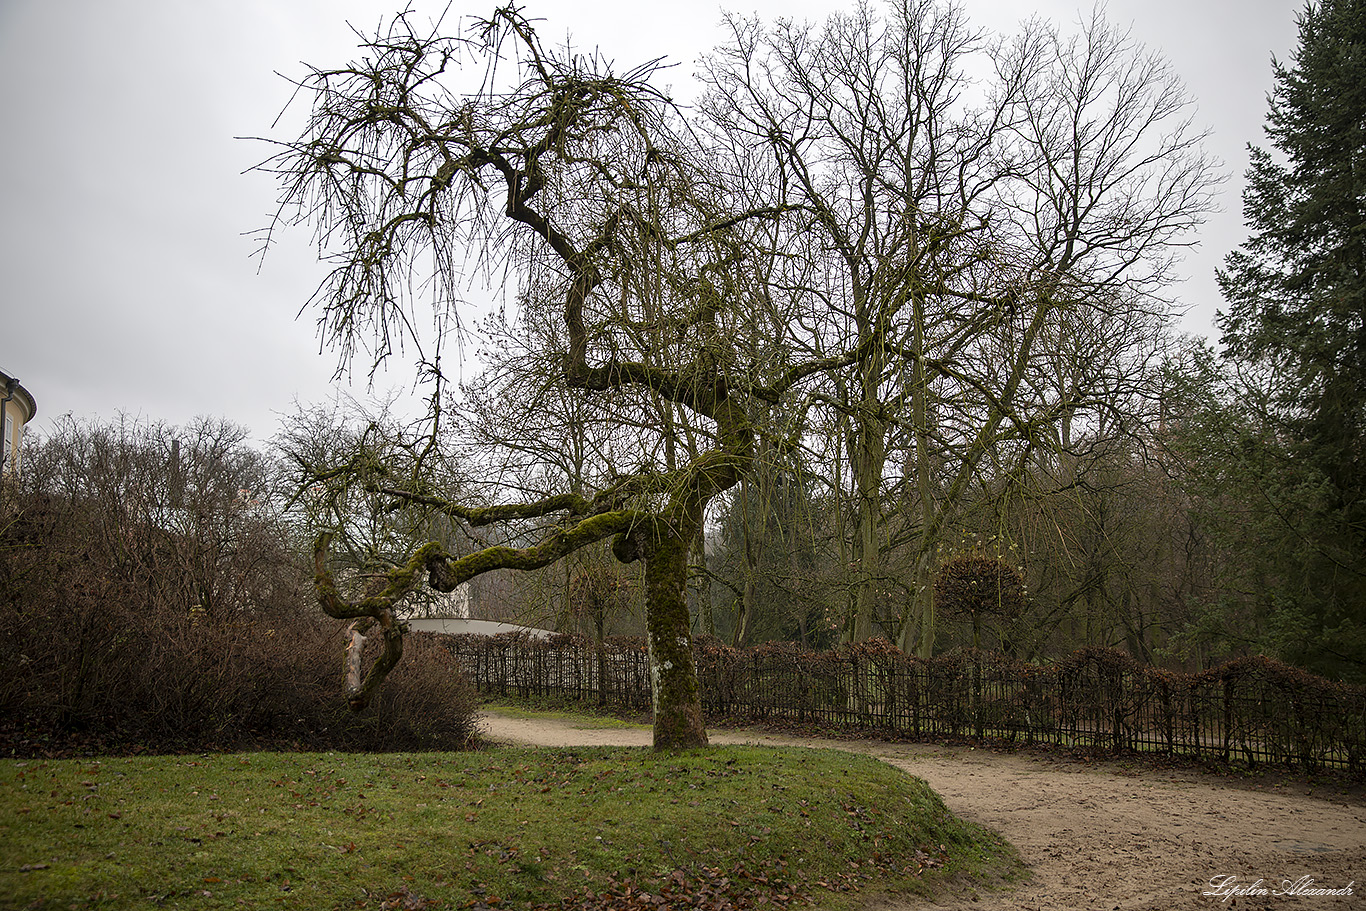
[260,8,831,748]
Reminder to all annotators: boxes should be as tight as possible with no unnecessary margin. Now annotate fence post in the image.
[1161,681,1174,756]
[909,660,920,738]
[1111,663,1124,753]
[1221,676,1234,764]
[881,657,896,730]
[973,653,984,739]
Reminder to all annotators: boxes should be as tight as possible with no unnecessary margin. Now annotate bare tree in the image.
[698,0,1216,654]
[258,8,836,748]
[257,2,1216,740]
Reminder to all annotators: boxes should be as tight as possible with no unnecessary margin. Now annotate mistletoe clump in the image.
[933,554,1026,642]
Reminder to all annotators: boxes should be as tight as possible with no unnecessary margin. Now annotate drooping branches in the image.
[262,7,793,748]
[262,1,1219,738]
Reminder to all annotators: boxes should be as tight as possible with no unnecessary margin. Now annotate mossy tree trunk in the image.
[644,526,708,748]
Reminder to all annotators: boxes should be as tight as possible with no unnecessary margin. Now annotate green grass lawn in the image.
[1,743,1021,910]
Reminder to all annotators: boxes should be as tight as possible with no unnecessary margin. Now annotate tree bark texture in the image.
[645,530,709,749]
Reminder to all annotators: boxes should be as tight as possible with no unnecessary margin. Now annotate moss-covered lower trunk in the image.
[644,530,708,750]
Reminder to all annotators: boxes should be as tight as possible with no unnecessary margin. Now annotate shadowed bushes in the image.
[0,416,478,757]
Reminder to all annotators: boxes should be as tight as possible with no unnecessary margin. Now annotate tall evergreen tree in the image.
[1217,0,1366,678]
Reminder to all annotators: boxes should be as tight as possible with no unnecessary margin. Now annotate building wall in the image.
[0,370,37,476]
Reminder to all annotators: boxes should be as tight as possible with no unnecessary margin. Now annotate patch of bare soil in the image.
[479,711,1364,910]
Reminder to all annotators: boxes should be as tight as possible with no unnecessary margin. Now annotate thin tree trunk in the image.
[847,305,888,643]
[692,523,713,637]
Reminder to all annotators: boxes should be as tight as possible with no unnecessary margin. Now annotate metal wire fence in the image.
[429,632,1366,772]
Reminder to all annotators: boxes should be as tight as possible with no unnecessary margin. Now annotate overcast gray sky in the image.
[0,0,1299,445]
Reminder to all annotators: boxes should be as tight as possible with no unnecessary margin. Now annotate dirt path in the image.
[479,712,1364,910]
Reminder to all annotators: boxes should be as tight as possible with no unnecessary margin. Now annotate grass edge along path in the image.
[1,745,1022,910]
[479,701,650,731]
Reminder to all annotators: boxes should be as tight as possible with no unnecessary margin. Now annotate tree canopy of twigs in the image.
[256,2,1216,745]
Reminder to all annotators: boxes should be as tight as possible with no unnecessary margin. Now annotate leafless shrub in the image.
[0,417,478,755]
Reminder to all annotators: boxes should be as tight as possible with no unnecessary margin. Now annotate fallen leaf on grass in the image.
[377,885,438,909]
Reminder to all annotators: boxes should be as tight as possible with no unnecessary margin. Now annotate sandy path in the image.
[479,712,1364,910]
